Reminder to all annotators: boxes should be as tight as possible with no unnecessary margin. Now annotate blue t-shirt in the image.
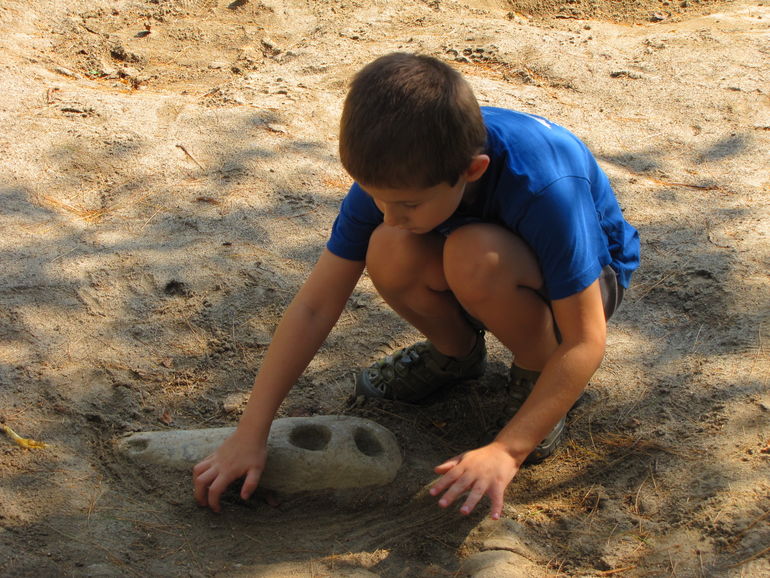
[327,107,640,300]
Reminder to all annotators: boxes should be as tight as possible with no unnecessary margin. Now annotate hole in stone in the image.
[289,424,331,451]
[127,437,149,451]
[354,427,383,457]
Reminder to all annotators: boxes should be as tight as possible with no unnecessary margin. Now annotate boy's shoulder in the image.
[479,106,600,191]
[481,106,574,144]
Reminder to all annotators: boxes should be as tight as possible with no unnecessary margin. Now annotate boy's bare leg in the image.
[442,223,559,370]
[365,224,478,359]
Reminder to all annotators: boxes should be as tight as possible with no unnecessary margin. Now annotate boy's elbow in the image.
[563,326,606,365]
[585,319,607,351]
[585,328,607,368]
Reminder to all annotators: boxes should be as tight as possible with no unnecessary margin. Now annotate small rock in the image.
[60,104,94,115]
[610,70,642,79]
[54,66,77,78]
[222,393,244,413]
[266,123,288,134]
[118,66,141,79]
[100,65,118,77]
[110,45,143,63]
[261,37,280,53]
[651,12,668,22]
[208,61,229,70]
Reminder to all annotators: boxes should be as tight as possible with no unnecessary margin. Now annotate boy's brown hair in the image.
[339,53,487,189]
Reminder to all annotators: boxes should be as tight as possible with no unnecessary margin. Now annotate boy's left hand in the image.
[430,441,522,520]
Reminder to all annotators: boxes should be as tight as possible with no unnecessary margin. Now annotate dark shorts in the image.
[537,264,624,343]
[597,263,625,321]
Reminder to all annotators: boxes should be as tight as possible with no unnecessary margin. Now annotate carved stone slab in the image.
[116,415,402,493]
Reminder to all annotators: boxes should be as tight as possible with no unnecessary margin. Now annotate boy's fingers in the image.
[433,464,450,474]
[488,486,504,520]
[429,465,462,497]
[240,468,261,500]
[193,466,217,506]
[207,476,231,513]
[192,456,213,476]
[459,483,487,516]
[434,458,460,474]
[437,475,472,508]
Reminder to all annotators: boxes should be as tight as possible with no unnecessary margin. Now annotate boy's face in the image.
[363,179,467,234]
[362,155,490,235]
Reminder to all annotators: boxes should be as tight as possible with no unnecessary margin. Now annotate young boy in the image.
[193,52,639,520]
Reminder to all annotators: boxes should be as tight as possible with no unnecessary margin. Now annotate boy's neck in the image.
[462,178,482,205]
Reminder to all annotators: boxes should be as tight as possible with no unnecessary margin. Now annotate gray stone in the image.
[480,518,538,559]
[459,550,538,577]
[459,518,543,577]
[116,415,402,493]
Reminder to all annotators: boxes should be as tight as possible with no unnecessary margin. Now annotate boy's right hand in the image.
[192,429,267,513]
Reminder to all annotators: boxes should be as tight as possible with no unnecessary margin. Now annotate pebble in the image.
[222,392,244,413]
[610,70,643,79]
[54,66,77,78]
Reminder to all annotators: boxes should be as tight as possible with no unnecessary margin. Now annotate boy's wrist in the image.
[489,437,533,466]
[235,404,274,442]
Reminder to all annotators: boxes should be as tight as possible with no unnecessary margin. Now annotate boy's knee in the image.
[366,225,443,291]
[443,229,499,304]
[443,224,542,304]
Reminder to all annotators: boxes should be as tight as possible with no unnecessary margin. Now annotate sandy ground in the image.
[0,0,768,576]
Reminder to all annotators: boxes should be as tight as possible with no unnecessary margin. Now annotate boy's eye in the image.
[402,203,420,209]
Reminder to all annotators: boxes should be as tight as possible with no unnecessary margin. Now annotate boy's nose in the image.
[383,208,406,227]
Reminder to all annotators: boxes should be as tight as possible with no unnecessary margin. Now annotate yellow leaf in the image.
[1,424,48,449]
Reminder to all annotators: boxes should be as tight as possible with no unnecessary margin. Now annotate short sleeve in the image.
[326,183,383,261]
[517,177,611,300]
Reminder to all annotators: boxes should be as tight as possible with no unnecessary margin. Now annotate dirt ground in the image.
[0,0,768,576]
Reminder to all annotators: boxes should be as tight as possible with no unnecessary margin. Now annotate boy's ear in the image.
[465,154,490,183]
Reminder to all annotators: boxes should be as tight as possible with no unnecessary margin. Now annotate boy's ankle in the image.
[510,361,542,375]
[433,330,482,362]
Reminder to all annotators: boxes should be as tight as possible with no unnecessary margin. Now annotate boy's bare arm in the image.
[431,279,607,518]
[193,249,365,511]
[496,279,607,458]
